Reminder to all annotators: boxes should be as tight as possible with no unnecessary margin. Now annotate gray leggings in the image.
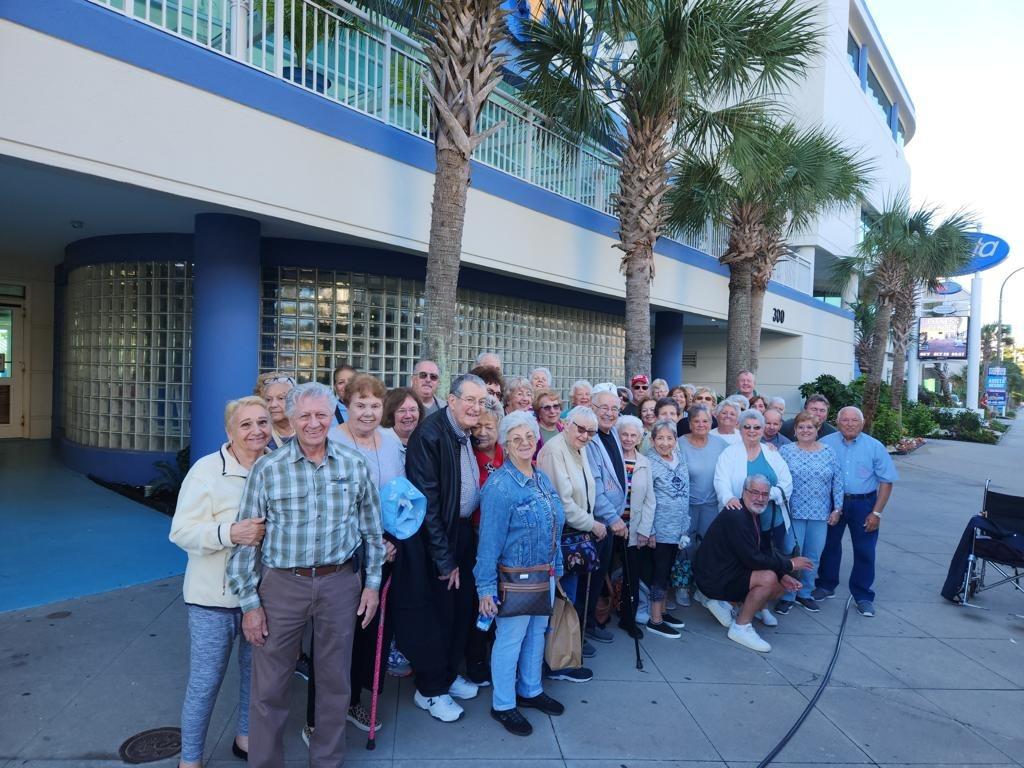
[181,603,252,762]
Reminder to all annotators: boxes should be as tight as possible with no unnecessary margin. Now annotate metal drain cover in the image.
[118,727,181,764]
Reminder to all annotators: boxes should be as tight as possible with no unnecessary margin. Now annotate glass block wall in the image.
[259,267,625,392]
[63,262,192,451]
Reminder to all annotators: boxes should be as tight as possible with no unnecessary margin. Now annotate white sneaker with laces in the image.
[705,598,734,628]
[727,622,772,653]
[448,674,479,700]
[756,608,778,627]
[414,690,464,722]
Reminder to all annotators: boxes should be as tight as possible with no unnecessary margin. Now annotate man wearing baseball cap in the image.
[625,375,649,417]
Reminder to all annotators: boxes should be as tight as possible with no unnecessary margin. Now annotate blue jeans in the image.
[816,493,878,602]
[784,519,828,600]
[491,614,548,711]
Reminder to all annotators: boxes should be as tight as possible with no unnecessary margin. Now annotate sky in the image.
[866,1,1024,340]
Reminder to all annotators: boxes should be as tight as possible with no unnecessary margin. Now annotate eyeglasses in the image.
[571,422,597,437]
[455,396,485,409]
[596,404,620,414]
[746,489,770,498]
[741,424,763,431]
[263,375,296,387]
[415,371,440,381]
[508,433,538,447]
[632,384,649,390]
[395,407,419,416]
[539,403,561,411]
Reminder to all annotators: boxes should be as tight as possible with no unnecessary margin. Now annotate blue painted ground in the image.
[0,440,184,612]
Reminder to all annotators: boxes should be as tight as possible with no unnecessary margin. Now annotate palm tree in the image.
[888,281,918,408]
[849,299,877,377]
[843,196,975,429]
[513,0,821,379]
[981,322,1014,361]
[359,0,508,381]
[670,124,870,382]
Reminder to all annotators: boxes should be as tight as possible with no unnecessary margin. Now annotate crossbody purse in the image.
[497,481,558,618]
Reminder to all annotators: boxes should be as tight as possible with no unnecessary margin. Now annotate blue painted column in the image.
[652,311,685,386]
[191,214,261,462]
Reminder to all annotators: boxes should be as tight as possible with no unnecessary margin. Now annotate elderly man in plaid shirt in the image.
[228,382,385,768]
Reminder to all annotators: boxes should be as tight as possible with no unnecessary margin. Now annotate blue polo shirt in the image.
[820,431,898,495]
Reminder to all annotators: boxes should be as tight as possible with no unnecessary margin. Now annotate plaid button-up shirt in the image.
[227,438,385,612]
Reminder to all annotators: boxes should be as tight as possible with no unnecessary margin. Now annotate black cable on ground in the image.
[757,595,854,768]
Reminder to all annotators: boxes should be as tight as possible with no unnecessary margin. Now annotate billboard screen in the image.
[918,316,969,360]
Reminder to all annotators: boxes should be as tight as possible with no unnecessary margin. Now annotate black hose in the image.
[757,595,854,768]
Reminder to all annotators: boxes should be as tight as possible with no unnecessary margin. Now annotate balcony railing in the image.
[83,0,809,294]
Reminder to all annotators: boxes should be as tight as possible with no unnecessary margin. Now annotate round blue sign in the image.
[949,233,1011,276]
[934,280,963,295]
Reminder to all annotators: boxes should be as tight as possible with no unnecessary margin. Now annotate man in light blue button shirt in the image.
[814,406,898,617]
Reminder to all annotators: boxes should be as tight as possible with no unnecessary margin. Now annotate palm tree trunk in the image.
[614,112,673,380]
[889,295,916,410]
[726,259,753,390]
[862,297,894,430]
[748,283,765,374]
[422,147,471,379]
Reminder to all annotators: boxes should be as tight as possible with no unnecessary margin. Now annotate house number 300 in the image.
[772,308,785,323]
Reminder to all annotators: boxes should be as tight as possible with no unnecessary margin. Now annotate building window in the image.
[866,68,892,124]
[259,267,626,391]
[847,33,860,75]
[63,262,192,452]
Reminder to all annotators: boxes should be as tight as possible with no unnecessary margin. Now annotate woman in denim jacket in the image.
[475,411,567,737]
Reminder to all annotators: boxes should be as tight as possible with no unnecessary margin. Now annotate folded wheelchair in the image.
[941,479,1024,606]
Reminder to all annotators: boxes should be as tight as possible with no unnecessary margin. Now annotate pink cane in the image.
[366,575,391,750]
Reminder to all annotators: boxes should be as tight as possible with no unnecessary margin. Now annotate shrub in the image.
[931,408,982,433]
[1007,409,1018,418]
[870,404,903,447]
[989,419,1009,434]
[798,374,853,421]
[903,402,938,437]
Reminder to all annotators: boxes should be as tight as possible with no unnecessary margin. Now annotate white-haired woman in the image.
[710,400,742,445]
[259,373,296,449]
[639,419,690,639]
[650,378,669,401]
[536,405,604,683]
[170,396,271,766]
[476,411,566,736]
[504,377,534,414]
[713,408,793,626]
[530,367,553,393]
[614,415,655,638]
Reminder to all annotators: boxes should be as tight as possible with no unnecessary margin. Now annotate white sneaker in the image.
[414,690,464,722]
[448,674,479,700]
[728,622,772,653]
[692,588,708,606]
[756,608,778,627]
[705,598,734,628]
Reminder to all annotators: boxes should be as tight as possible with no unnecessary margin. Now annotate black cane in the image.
[619,537,644,671]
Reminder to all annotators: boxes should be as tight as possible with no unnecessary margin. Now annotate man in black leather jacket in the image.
[392,372,489,723]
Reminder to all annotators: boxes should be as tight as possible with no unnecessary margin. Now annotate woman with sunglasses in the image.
[713,409,793,627]
[533,389,564,448]
[679,388,718,435]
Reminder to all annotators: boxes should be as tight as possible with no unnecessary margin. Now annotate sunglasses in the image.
[571,422,597,437]
[264,375,296,387]
[741,424,763,431]
[415,371,440,381]
[539,403,561,411]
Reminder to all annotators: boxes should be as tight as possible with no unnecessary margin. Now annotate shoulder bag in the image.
[497,482,558,618]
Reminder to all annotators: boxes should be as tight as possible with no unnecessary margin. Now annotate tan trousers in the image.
[249,566,360,768]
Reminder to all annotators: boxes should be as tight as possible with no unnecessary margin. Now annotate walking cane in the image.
[366,575,391,750]
[618,537,644,671]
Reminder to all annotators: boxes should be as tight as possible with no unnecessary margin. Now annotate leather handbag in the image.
[544,581,582,670]
[497,487,559,618]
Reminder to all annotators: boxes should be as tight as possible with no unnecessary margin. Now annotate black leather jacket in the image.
[405,406,463,576]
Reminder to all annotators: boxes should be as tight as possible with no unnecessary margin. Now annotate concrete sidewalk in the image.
[2,422,1023,767]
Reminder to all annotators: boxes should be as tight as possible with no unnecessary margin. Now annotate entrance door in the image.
[0,305,25,438]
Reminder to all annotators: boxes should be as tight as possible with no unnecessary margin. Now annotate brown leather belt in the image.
[286,561,349,578]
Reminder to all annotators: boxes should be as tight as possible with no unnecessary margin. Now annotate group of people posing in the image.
[169,357,897,767]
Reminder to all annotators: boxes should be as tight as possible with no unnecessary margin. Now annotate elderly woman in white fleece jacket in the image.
[169,395,270,767]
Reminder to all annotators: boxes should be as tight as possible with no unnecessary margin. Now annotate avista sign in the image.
[949,233,1011,276]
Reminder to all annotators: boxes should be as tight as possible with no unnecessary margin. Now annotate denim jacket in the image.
[474,461,566,600]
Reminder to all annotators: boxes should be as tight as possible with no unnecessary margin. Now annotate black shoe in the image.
[619,621,644,640]
[516,692,565,716]
[661,612,685,629]
[645,620,681,638]
[545,667,593,683]
[294,652,311,681]
[795,596,821,613]
[232,739,248,761]
[774,599,794,615]
[467,661,492,687]
[491,707,532,736]
[581,640,596,658]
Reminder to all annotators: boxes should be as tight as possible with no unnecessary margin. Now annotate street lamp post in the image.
[996,266,1024,362]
